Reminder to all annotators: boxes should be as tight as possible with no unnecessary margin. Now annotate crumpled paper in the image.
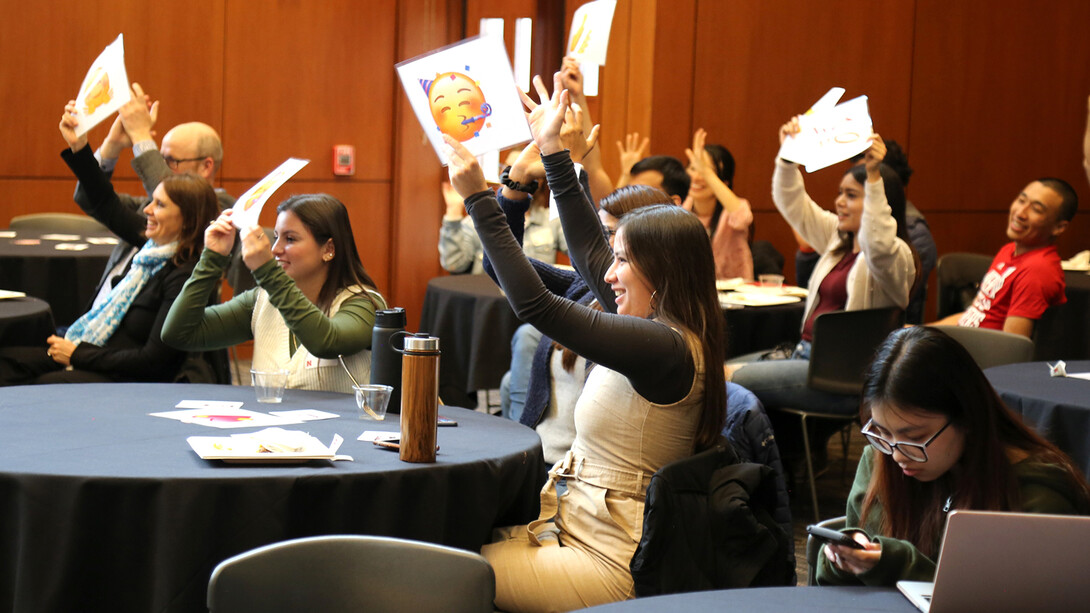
[1049,360,1067,377]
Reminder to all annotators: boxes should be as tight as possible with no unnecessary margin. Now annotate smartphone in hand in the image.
[807,525,866,550]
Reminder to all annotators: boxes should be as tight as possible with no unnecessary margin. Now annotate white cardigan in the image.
[772,159,915,330]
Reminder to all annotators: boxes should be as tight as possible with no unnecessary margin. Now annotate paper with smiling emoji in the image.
[396,34,531,165]
[73,34,132,138]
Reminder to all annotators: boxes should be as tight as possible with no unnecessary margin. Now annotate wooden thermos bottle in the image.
[397,333,440,463]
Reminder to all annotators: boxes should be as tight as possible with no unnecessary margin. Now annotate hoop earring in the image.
[649,289,659,314]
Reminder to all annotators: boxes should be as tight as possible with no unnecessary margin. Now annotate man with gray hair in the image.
[74,83,247,307]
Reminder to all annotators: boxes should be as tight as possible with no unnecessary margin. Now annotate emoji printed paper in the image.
[396,35,531,165]
[73,34,132,138]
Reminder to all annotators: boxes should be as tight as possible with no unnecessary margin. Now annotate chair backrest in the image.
[929,325,1034,369]
[808,307,905,395]
[207,535,495,613]
[936,252,993,319]
[805,515,846,585]
[9,212,111,235]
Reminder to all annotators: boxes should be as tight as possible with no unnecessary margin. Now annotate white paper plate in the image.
[720,292,802,307]
[187,435,334,463]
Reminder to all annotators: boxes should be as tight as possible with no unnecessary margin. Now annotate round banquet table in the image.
[0,296,55,346]
[581,586,913,612]
[0,230,115,326]
[0,383,545,613]
[722,300,805,359]
[418,274,524,407]
[985,360,1090,479]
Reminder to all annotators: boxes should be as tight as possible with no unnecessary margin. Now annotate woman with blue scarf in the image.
[0,101,219,385]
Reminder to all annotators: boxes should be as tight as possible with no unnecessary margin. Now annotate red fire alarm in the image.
[332,144,355,176]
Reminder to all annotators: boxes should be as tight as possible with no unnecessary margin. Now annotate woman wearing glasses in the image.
[817,326,1090,585]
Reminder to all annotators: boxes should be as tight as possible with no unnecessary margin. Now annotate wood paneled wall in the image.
[3,0,1088,325]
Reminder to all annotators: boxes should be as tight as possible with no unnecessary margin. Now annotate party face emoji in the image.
[422,72,491,142]
[81,67,112,115]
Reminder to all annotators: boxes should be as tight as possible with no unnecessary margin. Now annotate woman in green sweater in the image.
[162,195,385,393]
[817,326,1090,585]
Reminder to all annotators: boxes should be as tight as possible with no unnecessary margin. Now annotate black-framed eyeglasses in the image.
[861,419,952,463]
[163,155,205,170]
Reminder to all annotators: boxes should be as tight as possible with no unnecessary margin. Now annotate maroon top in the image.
[802,251,860,342]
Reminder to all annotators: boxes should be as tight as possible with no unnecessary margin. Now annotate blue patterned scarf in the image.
[65,240,177,346]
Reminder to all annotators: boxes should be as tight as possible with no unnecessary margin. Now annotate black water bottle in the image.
[370,308,406,413]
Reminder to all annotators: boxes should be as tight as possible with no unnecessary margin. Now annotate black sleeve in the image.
[464,187,694,404]
[61,146,148,247]
[482,188,532,283]
[540,151,617,314]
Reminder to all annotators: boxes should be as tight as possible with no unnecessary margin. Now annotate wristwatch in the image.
[500,165,539,194]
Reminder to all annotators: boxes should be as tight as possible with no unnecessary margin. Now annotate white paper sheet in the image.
[778,90,873,173]
[73,34,132,138]
[566,0,617,66]
[231,158,310,229]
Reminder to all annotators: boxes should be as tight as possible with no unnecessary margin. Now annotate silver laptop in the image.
[897,510,1090,613]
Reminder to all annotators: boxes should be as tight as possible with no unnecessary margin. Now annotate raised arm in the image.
[60,104,148,247]
[857,134,915,308]
[771,116,840,253]
[684,128,746,215]
[446,133,692,403]
[560,56,613,203]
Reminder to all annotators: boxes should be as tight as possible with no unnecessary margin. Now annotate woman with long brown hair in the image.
[445,75,727,612]
[162,194,385,393]
[817,326,1090,585]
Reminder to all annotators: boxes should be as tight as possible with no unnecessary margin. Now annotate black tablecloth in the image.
[0,231,115,326]
[0,383,544,612]
[418,275,524,407]
[986,360,1090,478]
[1035,271,1090,361]
[0,296,55,345]
[723,300,805,359]
[582,586,912,612]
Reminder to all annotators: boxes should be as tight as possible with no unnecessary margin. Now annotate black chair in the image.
[935,253,992,319]
[928,325,1034,369]
[207,535,495,613]
[776,306,905,523]
[9,212,111,235]
[805,515,846,585]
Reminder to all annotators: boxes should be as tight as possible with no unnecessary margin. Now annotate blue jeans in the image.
[500,323,543,421]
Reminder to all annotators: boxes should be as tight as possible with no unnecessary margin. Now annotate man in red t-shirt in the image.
[935,178,1078,338]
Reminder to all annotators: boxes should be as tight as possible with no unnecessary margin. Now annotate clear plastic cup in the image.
[758,274,785,289]
[251,369,289,403]
[354,384,393,421]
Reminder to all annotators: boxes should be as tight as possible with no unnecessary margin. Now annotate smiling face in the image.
[143,184,184,244]
[603,229,656,317]
[685,149,714,201]
[834,172,866,234]
[271,210,333,284]
[869,403,965,483]
[1007,181,1067,254]
[428,72,488,142]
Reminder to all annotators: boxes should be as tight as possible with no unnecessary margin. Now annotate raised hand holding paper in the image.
[73,34,132,138]
[396,35,531,164]
[567,0,617,66]
[778,87,873,173]
[231,158,309,229]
